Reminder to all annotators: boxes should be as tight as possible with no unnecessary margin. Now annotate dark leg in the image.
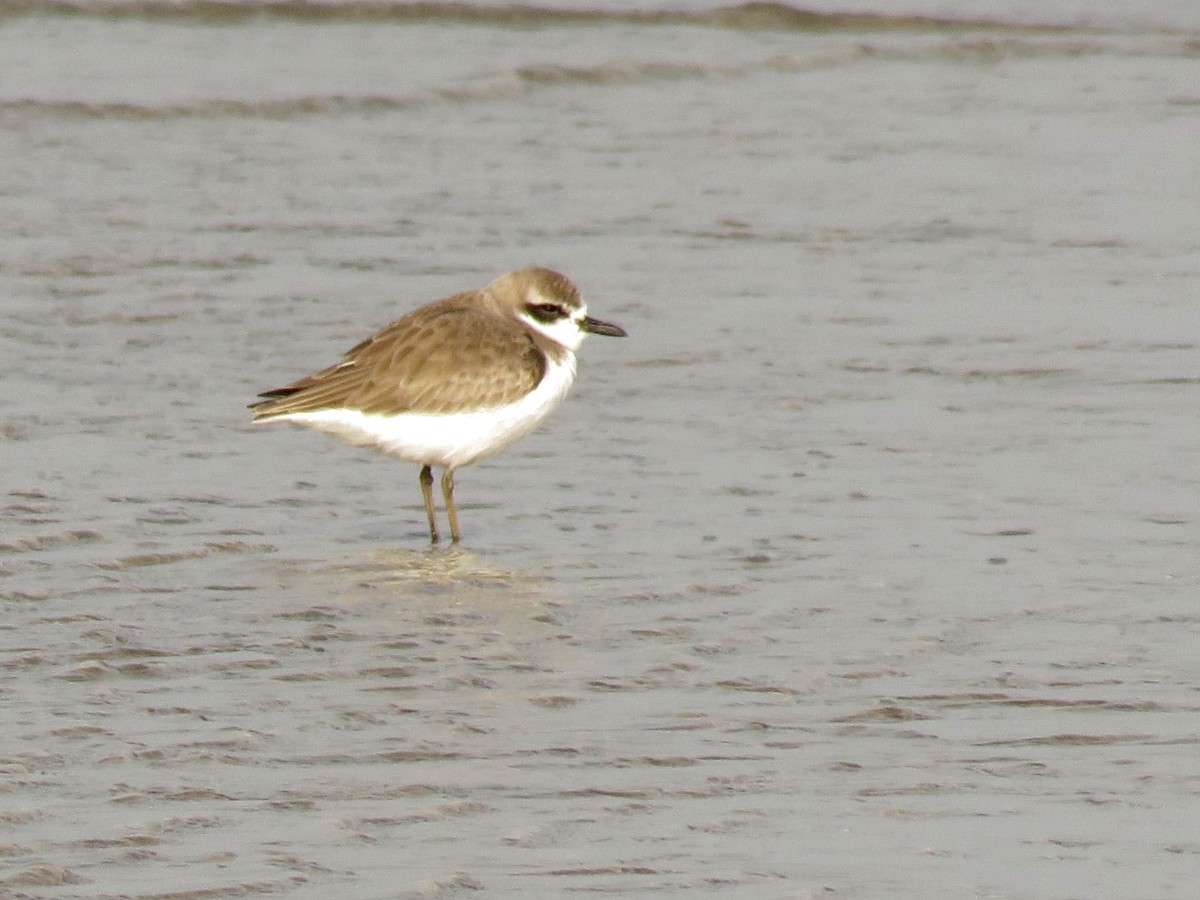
[441,468,461,543]
[419,464,439,543]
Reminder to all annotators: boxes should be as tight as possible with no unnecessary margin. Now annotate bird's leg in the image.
[419,464,439,543]
[441,468,461,543]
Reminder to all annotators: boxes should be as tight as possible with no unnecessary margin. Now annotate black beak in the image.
[581,316,628,337]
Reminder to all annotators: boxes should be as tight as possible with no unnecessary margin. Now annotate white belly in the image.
[261,353,577,470]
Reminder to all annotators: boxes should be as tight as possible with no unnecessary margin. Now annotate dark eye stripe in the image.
[526,302,566,323]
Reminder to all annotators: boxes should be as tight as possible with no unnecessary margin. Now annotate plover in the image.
[250,266,627,542]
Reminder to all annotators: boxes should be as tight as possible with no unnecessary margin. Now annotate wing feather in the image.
[250,295,546,419]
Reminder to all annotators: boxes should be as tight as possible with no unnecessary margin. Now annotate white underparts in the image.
[260,351,579,470]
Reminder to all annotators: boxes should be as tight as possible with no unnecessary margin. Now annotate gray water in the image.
[2,2,1199,897]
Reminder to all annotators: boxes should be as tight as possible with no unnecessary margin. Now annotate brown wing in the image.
[250,294,546,418]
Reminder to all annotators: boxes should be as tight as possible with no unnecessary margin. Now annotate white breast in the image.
[264,352,578,470]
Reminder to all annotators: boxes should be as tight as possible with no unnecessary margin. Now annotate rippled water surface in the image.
[2,1,1199,897]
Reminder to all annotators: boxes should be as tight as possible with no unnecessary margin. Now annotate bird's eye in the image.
[528,302,563,321]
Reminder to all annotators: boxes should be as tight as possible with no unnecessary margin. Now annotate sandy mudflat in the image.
[1,3,1198,897]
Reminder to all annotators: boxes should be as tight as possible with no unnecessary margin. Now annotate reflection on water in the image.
[278,545,555,611]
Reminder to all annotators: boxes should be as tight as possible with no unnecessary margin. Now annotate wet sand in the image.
[2,3,1199,897]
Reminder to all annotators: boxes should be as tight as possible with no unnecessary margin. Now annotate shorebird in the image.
[250,266,626,542]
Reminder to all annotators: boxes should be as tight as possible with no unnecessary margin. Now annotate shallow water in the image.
[2,2,1199,897]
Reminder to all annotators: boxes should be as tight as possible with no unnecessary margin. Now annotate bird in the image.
[249,266,627,543]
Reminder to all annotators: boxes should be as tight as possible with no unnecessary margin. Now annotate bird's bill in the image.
[581,316,628,337]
